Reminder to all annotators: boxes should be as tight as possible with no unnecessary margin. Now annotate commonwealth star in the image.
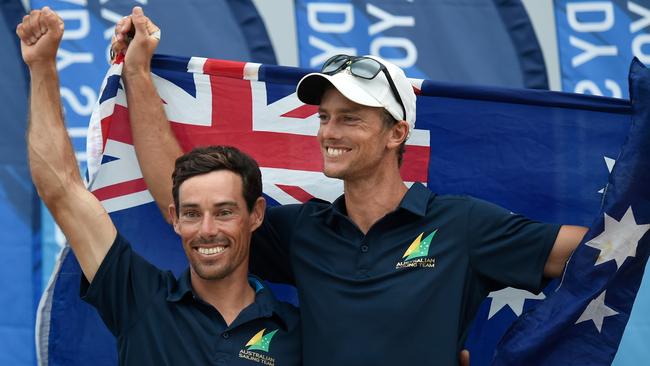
[575,291,618,333]
[585,206,650,270]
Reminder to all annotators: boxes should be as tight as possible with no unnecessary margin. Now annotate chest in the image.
[119,302,301,366]
[290,210,469,282]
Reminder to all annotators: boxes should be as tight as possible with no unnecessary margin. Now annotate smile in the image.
[326,147,350,157]
[195,246,227,256]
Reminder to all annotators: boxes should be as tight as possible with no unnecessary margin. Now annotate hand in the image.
[16,7,64,68]
[112,6,160,76]
[460,349,470,366]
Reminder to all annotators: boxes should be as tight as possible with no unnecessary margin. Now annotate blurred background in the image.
[1,0,648,364]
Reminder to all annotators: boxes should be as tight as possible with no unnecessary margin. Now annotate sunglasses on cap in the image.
[321,54,406,121]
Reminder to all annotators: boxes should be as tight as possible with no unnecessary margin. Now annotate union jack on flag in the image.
[85,55,431,213]
[37,54,650,366]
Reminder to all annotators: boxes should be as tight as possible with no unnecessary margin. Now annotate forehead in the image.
[178,170,245,204]
[319,88,377,113]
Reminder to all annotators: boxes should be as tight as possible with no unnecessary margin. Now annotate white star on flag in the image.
[585,206,650,270]
[575,291,618,333]
[598,156,616,194]
[487,287,546,319]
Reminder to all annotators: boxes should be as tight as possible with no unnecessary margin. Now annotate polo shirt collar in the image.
[312,182,434,223]
[166,270,290,330]
[398,182,434,217]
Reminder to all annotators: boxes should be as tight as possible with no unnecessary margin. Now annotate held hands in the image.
[111,6,160,76]
[16,7,63,68]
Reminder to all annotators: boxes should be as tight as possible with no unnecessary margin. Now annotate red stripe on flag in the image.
[203,59,247,79]
[401,145,429,182]
[276,184,315,203]
[103,105,133,145]
[92,178,148,201]
[281,104,319,119]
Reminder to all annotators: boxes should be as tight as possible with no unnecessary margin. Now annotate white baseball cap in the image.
[296,55,416,133]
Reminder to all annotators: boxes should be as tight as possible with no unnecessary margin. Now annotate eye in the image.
[180,210,201,223]
[342,115,359,123]
[218,209,233,217]
[182,210,199,218]
[318,114,329,124]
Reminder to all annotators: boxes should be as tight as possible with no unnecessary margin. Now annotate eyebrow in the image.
[179,201,239,209]
[318,106,363,114]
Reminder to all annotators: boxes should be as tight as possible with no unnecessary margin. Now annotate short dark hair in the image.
[171,146,262,215]
[381,110,406,167]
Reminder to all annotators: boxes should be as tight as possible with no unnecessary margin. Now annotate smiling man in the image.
[113,7,589,365]
[19,8,300,365]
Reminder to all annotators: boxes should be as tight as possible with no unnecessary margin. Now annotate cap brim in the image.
[296,72,384,108]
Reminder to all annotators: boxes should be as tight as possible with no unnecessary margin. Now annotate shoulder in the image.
[429,193,484,214]
[266,198,332,218]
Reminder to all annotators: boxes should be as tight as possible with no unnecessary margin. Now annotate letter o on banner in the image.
[370,37,417,68]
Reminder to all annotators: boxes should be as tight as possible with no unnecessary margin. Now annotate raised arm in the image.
[544,224,589,278]
[112,7,180,222]
[18,7,116,282]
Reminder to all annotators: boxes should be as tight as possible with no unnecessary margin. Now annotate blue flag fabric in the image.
[493,59,650,365]
[37,54,644,365]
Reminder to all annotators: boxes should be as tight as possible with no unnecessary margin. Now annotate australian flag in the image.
[493,59,650,365]
[36,54,647,365]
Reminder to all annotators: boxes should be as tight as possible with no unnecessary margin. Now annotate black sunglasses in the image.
[321,54,406,121]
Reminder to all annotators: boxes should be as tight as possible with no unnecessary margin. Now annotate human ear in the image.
[388,120,409,148]
[249,197,266,232]
[169,204,181,235]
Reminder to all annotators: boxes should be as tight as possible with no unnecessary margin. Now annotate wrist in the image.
[28,61,58,77]
[122,65,151,80]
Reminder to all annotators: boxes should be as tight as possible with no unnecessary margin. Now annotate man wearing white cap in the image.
[114,8,587,365]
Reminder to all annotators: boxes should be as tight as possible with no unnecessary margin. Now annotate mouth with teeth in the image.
[194,245,228,257]
[326,147,350,157]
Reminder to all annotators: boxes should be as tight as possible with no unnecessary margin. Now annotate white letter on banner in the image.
[309,36,356,67]
[60,0,87,5]
[59,10,90,40]
[370,37,417,67]
[569,35,617,67]
[56,48,93,71]
[567,2,614,32]
[632,33,650,63]
[367,3,414,36]
[574,79,622,98]
[60,86,98,116]
[629,2,650,33]
[307,3,354,33]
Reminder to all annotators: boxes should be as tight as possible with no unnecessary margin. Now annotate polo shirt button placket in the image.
[360,244,369,253]
[222,331,230,339]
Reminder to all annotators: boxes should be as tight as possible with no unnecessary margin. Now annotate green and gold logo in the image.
[396,230,437,269]
[239,328,278,365]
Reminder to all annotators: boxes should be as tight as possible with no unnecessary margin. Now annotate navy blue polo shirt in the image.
[81,233,301,365]
[250,182,560,366]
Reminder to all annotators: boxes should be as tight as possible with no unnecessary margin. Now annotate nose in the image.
[318,118,341,141]
[198,214,219,238]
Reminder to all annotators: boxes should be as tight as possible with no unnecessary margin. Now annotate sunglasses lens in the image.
[322,55,349,73]
[350,58,380,79]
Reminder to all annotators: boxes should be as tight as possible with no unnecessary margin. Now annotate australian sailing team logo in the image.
[238,328,278,365]
[395,229,437,269]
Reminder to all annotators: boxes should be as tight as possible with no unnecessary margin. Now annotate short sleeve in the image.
[467,199,561,293]
[249,205,302,285]
[80,233,166,336]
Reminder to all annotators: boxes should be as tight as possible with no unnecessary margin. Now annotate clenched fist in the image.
[16,7,64,68]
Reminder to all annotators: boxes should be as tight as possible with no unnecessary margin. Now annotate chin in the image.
[195,267,231,281]
[322,163,348,179]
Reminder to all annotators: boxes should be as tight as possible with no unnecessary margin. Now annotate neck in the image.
[343,168,408,234]
[190,268,255,326]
